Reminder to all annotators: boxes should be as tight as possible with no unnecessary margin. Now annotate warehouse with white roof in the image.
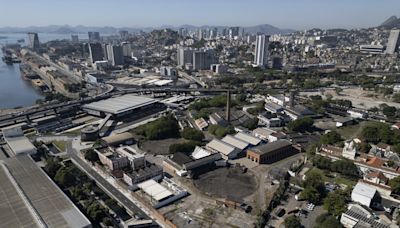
[138,179,173,202]
[83,94,161,117]
[235,132,262,146]
[222,135,249,151]
[2,126,36,156]
[351,182,378,208]
[206,139,241,160]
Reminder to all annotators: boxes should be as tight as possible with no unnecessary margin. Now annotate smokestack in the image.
[226,90,231,123]
[289,91,295,108]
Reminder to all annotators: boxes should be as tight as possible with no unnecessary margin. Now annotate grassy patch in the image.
[63,129,81,136]
[52,141,66,151]
[336,120,381,139]
[308,167,356,188]
[333,176,357,188]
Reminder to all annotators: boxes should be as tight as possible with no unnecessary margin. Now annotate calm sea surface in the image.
[0,33,88,109]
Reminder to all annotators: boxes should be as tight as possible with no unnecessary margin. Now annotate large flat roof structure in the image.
[137,179,173,202]
[0,155,91,228]
[5,136,37,156]
[83,94,157,115]
[0,163,39,228]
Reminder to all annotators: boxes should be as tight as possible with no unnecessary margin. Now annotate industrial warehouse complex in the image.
[82,94,161,117]
[0,155,91,228]
[2,9,400,227]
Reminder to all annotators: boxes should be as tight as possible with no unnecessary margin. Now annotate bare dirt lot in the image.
[193,167,257,200]
[139,138,187,155]
[300,87,400,109]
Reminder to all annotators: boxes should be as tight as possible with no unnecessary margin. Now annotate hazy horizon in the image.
[0,0,399,30]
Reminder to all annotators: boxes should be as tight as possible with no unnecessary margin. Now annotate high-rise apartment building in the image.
[71,35,79,43]
[177,47,194,67]
[88,31,101,42]
[27,32,40,51]
[119,30,129,40]
[89,43,104,63]
[107,45,124,66]
[193,49,216,70]
[385,29,400,54]
[229,27,240,39]
[254,35,270,67]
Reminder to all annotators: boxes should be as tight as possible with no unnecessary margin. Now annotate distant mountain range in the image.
[380,16,400,29]
[0,24,295,35]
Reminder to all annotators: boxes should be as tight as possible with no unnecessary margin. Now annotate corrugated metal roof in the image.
[137,179,173,201]
[222,135,248,150]
[83,94,157,114]
[234,132,261,145]
[206,139,236,156]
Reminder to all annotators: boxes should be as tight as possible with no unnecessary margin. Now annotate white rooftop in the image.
[83,94,157,114]
[153,79,173,86]
[222,135,249,150]
[235,132,261,145]
[352,182,377,199]
[5,136,36,155]
[191,146,212,160]
[137,179,173,202]
[206,139,237,156]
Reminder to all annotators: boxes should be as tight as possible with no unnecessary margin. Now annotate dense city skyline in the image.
[0,0,399,29]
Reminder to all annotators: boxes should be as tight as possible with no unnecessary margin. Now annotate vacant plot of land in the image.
[139,138,187,155]
[52,141,66,152]
[336,120,382,139]
[194,167,257,200]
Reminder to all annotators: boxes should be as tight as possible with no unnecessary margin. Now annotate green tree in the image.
[86,201,106,222]
[287,117,314,132]
[392,144,400,154]
[45,157,62,178]
[357,142,372,153]
[54,167,75,187]
[382,105,397,118]
[136,115,180,140]
[71,186,86,201]
[301,187,322,204]
[181,128,205,141]
[323,190,349,216]
[84,149,99,163]
[301,169,326,204]
[208,124,235,138]
[284,215,302,228]
[103,217,113,226]
[320,131,342,145]
[242,118,259,130]
[331,159,359,178]
[389,176,400,195]
[393,93,400,103]
[312,155,332,170]
[315,213,342,228]
[247,102,265,115]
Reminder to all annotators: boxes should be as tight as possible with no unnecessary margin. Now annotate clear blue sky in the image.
[0,0,399,29]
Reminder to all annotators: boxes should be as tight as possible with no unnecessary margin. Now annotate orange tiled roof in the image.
[366,157,385,167]
[365,171,388,182]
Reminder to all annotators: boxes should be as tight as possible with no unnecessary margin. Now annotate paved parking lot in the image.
[269,193,327,228]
